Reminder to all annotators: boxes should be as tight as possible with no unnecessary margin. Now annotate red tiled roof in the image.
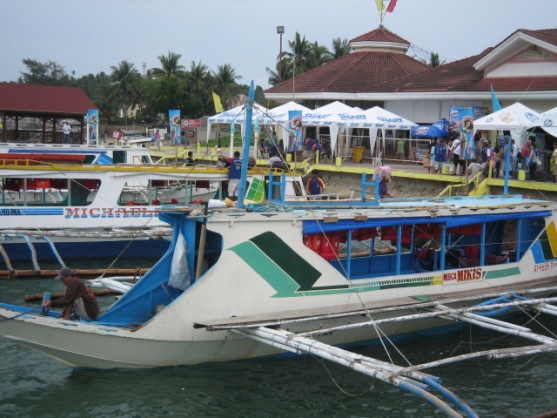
[514,28,557,47]
[360,47,557,93]
[350,27,410,45]
[0,83,97,115]
[265,51,428,94]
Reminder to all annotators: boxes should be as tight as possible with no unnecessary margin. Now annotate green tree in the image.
[109,61,143,125]
[331,38,352,59]
[149,52,187,79]
[307,41,333,69]
[429,52,442,67]
[213,64,242,105]
[18,58,73,86]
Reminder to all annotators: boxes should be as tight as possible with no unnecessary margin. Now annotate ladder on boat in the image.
[199,287,557,418]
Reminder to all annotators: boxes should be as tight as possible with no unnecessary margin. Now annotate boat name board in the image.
[443,267,482,283]
[533,261,557,273]
[0,207,155,218]
[65,207,154,219]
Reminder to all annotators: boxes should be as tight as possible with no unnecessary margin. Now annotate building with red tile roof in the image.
[264,27,557,123]
[0,83,97,143]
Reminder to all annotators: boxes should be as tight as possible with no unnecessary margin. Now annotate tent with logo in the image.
[525,109,557,138]
[206,102,269,155]
[300,101,369,155]
[473,102,542,148]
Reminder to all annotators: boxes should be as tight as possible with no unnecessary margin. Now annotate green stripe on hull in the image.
[484,266,520,280]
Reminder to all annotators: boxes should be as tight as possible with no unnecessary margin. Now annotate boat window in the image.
[0,177,100,206]
[118,179,219,206]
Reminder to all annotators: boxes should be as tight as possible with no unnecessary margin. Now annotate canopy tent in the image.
[258,101,311,151]
[301,101,370,154]
[411,118,449,138]
[473,102,542,148]
[359,106,418,159]
[206,102,269,154]
[526,110,557,138]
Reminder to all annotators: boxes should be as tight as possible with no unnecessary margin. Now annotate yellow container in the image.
[441,164,449,174]
[335,156,343,167]
[518,169,526,181]
[286,153,292,162]
[352,146,366,163]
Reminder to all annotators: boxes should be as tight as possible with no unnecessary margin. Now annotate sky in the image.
[2,0,557,90]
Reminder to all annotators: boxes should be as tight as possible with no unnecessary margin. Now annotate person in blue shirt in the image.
[228,151,242,200]
[306,169,326,198]
[432,138,448,174]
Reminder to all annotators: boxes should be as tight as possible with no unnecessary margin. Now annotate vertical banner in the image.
[449,106,483,160]
[87,109,99,145]
[169,109,181,145]
[288,110,303,152]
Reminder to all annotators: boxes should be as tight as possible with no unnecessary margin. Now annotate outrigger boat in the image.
[2,85,557,417]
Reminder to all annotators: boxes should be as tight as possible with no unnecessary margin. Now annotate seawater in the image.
[1,272,557,417]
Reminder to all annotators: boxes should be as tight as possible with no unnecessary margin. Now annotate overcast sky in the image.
[2,0,556,89]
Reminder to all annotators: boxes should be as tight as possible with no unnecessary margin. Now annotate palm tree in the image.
[331,37,352,59]
[307,41,333,69]
[109,60,142,125]
[213,64,241,105]
[282,32,312,79]
[149,52,187,79]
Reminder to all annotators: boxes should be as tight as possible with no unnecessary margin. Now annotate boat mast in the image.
[237,81,255,209]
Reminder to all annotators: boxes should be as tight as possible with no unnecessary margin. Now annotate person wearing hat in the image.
[43,267,99,321]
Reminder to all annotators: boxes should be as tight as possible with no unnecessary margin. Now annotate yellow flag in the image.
[212,91,224,114]
[374,0,384,11]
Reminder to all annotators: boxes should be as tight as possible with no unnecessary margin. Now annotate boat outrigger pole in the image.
[236,81,255,209]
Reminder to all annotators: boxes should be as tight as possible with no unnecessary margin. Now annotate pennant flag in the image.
[386,0,397,12]
[374,0,384,11]
[490,85,502,112]
[212,91,224,113]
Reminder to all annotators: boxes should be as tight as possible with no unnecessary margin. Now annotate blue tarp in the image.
[411,118,449,138]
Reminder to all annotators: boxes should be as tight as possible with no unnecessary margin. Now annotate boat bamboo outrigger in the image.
[1,83,557,417]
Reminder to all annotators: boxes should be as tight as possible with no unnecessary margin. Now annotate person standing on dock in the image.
[43,267,98,321]
[432,139,448,174]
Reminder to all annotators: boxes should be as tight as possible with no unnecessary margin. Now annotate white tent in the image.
[206,102,269,149]
[303,101,369,154]
[361,106,418,159]
[473,102,542,148]
[526,110,557,138]
[258,101,311,150]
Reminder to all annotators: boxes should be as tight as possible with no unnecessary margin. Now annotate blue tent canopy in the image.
[411,118,449,138]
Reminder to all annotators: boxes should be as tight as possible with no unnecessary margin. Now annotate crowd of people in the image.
[425,134,556,182]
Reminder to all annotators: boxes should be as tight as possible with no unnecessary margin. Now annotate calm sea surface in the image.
[1,260,557,417]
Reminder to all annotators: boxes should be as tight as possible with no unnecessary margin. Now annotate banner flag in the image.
[288,110,303,152]
[386,0,397,12]
[374,0,384,12]
[86,109,99,143]
[490,85,502,112]
[212,92,224,114]
[168,109,181,145]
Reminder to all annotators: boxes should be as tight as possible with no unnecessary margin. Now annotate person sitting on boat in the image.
[227,151,242,201]
[43,267,99,321]
[306,169,326,198]
[185,151,195,166]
